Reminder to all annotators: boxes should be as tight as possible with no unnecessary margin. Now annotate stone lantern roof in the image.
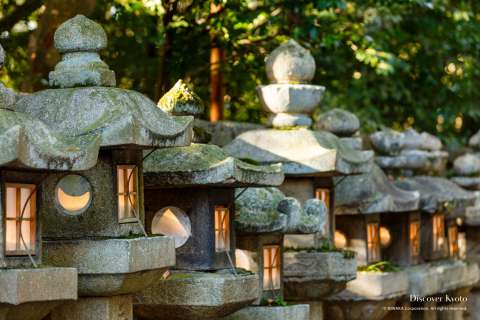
[234,187,328,235]
[224,128,373,176]
[335,164,420,215]
[450,130,480,190]
[143,143,284,188]
[13,15,193,150]
[370,128,448,174]
[0,44,99,171]
[395,176,476,217]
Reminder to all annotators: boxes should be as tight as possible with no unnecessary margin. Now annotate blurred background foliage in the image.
[1,0,480,148]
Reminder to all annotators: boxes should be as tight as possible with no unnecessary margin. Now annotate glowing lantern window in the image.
[448,225,459,257]
[315,188,330,209]
[432,214,445,252]
[367,223,380,262]
[263,245,281,290]
[334,230,347,249]
[56,175,92,215]
[5,183,36,256]
[117,165,139,223]
[215,206,230,252]
[151,206,191,248]
[379,226,392,248]
[409,220,421,258]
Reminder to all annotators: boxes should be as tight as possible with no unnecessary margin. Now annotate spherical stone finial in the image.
[266,39,316,84]
[49,15,115,87]
[54,15,107,53]
[158,80,205,116]
[315,108,360,137]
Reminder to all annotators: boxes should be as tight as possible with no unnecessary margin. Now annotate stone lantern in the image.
[224,187,328,320]
[0,45,79,320]
[134,81,285,320]
[224,39,372,319]
[323,164,418,320]
[370,128,479,319]
[11,15,194,320]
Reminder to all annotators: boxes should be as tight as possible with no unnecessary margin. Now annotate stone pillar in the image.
[306,301,323,320]
[50,295,132,320]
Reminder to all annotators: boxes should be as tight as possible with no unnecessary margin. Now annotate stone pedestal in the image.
[325,298,397,320]
[466,288,480,320]
[0,268,77,320]
[50,295,132,320]
[134,271,259,320]
[412,301,437,320]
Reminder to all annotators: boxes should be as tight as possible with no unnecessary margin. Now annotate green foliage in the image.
[358,261,401,273]
[260,297,289,307]
[1,0,480,144]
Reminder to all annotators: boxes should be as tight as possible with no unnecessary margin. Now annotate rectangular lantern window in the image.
[4,183,36,256]
[117,165,139,223]
[409,220,421,258]
[432,214,445,252]
[263,245,281,290]
[315,188,330,209]
[448,225,459,257]
[367,223,380,262]
[214,206,230,252]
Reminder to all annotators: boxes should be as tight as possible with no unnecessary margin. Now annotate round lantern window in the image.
[151,206,191,248]
[56,175,93,215]
[334,230,347,249]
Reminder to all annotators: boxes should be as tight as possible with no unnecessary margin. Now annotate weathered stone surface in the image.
[43,237,175,296]
[370,128,442,155]
[453,153,480,176]
[470,130,480,149]
[234,188,327,235]
[0,108,100,170]
[193,119,264,146]
[315,109,360,137]
[266,39,316,84]
[15,87,193,149]
[224,129,374,176]
[335,164,419,215]
[50,15,115,88]
[376,150,448,173]
[324,298,397,320]
[267,113,313,128]
[235,187,287,233]
[222,304,310,320]
[465,191,480,226]
[405,260,479,297]
[257,84,324,115]
[395,176,475,215]
[451,176,480,190]
[340,137,363,150]
[0,84,18,109]
[403,128,442,151]
[284,251,357,300]
[134,271,259,320]
[143,143,284,188]
[51,295,133,320]
[158,80,204,116]
[369,129,405,155]
[0,268,77,305]
[54,15,107,53]
[329,271,408,301]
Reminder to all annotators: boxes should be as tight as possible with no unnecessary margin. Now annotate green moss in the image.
[260,297,289,307]
[358,261,400,273]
